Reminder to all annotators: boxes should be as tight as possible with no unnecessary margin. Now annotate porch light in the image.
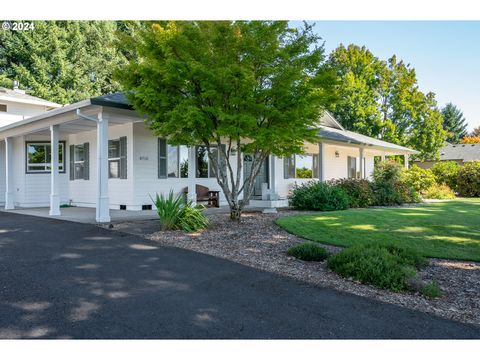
[335,150,339,158]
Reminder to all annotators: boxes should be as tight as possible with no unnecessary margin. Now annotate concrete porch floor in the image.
[0,205,234,224]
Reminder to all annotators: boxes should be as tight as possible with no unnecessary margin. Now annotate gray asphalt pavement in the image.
[0,212,478,339]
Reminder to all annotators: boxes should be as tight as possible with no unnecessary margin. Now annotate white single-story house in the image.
[0,91,418,223]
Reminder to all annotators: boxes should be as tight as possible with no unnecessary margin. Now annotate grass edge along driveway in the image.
[276,199,480,262]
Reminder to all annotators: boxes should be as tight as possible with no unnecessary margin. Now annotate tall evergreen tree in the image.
[0,21,128,104]
[441,103,468,143]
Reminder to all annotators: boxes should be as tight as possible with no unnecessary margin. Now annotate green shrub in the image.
[421,281,442,299]
[296,167,313,178]
[327,243,426,292]
[422,184,456,200]
[402,165,437,193]
[431,161,461,191]
[289,181,350,211]
[179,204,210,232]
[372,161,419,205]
[287,242,329,261]
[328,178,375,208]
[151,191,209,231]
[456,161,480,197]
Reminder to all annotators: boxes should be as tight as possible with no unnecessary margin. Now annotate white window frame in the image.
[25,141,65,174]
[73,144,85,180]
[108,139,121,179]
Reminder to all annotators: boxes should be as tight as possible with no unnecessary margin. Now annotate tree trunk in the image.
[229,204,242,221]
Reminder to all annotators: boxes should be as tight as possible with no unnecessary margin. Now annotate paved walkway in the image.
[0,212,478,339]
[0,205,232,224]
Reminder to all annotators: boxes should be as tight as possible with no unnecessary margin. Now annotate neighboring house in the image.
[0,92,418,222]
[413,143,480,169]
[0,84,61,127]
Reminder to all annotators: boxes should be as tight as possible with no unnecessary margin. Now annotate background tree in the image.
[0,21,128,104]
[441,103,468,143]
[327,44,446,161]
[116,21,337,220]
[469,126,480,137]
[460,136,480,144]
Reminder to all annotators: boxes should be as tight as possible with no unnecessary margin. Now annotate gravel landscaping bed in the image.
[106,210,480,326]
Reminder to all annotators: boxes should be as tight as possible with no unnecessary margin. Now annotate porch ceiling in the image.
[0,103,143,138]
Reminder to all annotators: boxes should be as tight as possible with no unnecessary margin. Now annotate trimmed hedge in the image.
[402,165,437,193]
[372,161,419,205]
[328,178,375,208]
[327,243,426,292]
[289,181,350,211]
[422,184,456,200]
[456,161,480,197]
[431,161,461,191]
[287,242,329,261]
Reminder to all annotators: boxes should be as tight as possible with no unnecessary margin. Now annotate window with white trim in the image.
[347,156,359,179]
[69,143,89,180]
[26,142,65,173]
[284,154,319,179]
[108,137,127,179]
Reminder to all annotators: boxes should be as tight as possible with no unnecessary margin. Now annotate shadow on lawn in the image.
[282,200,480,261]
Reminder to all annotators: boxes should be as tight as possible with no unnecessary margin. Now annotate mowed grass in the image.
[276,199,480,262]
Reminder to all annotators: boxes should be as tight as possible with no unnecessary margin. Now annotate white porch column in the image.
[269,155,277,200]
[404,154,410,169]
[381,152,386,162]
[359,146,365,179]
[319,142,325,182]
[96,112,110,223]
[187,146,197,205]
[4,137,14,210]
[49,125,61,216]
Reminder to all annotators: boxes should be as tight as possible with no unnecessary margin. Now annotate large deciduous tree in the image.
[441,103,468,143]
[327,44,446,161]
[0,21,128,104]
[116,21,336,220]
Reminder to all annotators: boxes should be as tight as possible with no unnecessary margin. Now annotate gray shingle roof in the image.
[0,87,61,108]
[439,143,480,161]
[318,126,419,154]
[90,92,133,110]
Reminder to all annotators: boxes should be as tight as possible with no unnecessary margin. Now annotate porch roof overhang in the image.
[0,92,141,140]
[318,126,420,155]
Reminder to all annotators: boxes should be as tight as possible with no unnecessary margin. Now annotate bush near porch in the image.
[289,161,419,210]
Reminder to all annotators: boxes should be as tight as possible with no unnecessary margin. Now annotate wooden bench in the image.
[182,185,220,208]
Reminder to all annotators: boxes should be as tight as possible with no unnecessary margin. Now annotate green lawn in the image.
[276,199,480,262]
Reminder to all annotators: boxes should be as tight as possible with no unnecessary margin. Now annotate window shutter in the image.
[284,156,295,179]
[119,136,127,179]
[312,154,319,179]
[69,145,74,180]
[158,138,167,178]
[83,142,89,180]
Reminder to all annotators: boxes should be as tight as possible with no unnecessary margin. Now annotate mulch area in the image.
[106,210,480,327]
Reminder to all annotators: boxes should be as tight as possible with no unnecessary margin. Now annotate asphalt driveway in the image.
[0,212,478,339]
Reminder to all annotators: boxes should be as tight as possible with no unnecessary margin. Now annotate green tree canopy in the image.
[116,21,337,219]
[327,44,446,161]
[0,21,129,104]
[441,102,468,143]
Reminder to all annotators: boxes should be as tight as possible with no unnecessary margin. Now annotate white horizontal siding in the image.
[68,123,134,209]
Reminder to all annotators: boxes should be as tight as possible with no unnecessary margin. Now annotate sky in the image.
[298,21,480,131]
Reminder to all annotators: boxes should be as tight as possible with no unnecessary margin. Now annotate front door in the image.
[243,154,269,198]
